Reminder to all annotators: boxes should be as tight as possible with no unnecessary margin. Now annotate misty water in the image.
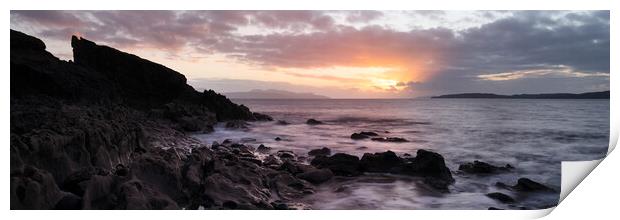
[193,99,609,209]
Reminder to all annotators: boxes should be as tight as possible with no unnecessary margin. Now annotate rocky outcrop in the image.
[10,30,276,210]
[311,150,455,190]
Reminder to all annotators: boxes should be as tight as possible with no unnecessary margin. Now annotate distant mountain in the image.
[432,91,610,99]
[224,89,330,99]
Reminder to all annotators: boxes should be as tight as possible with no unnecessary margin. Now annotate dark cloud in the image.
[10,10,610,96]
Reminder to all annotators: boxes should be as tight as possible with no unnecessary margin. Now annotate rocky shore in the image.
[10,30,555,210]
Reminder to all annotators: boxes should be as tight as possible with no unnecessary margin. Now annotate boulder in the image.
[276,120,290,125]
[310,153,361,176]
[257,144,272,153]
[350,133,370,140]
[370,137,409,142]
[486,192,515,203]
[359,151,403,173]
[308,147,331,157]
[297,168,334,184]
[513,178,555,192]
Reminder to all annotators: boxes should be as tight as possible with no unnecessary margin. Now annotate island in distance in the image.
[224,89,330,99]
[432,91,609,99]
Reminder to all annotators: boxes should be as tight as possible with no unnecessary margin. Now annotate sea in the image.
[193,98,609,210]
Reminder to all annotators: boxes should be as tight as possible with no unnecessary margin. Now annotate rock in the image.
[276,120,290,125]
[308,147,331,157]
[297,168,334,184]
[271,172,314,201]
[350,133,370,140]
[486,192,516,203]
[310,153,361,176]
[252,112,273,121]
[488,207,504,210]
[263,155,283,168]
[225,120,250,130]
[458,160,514,174]
[257,144,272,153]
[306,119,323,125]
[360,131,379,136]
[402,149,454,190]
[513,178,555,192]
[10,166,65,209]
[370,137,409,142]
[359,151,402,173]
[277,150,296,160]
[54,193,83,210]
[275,137,282,141]
[356,146,368,150]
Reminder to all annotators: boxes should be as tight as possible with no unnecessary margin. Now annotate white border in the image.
[2,0,617,219]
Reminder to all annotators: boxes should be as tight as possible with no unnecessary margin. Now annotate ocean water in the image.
[193,99,609,210]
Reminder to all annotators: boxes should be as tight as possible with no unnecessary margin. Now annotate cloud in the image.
[10,10,610,97]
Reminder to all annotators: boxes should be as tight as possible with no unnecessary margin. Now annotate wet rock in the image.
[271,172,314,201]
[308,147,331,157]
[257,144,271,153]
[252,112,273,121]
[276,120,290,125]
[356,146,368,150]
[306,119,323,125]
[513,178,555,192]
[225,120,250,130]
[458,160,514,174]
[275,137,282,141]
[263,155,283,168]
[488,207,504,210]
[297,168,334,184]
[360,131,379,136]
[486,192,515,203]
[370,137,409,142]
[310,153,361,176]
[277,150,296,160]
[359,151,402,173]
[401,149,454,190]
[350,133,370,140]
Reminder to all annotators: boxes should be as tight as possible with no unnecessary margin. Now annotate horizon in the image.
[10,10,610,98]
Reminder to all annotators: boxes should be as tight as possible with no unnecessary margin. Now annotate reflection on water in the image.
[193,99,609,209]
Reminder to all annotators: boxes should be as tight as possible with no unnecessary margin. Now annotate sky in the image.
[10,10,610,98]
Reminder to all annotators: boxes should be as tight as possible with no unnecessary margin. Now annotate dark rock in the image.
[359,151,402,173]
[271,172,314,201]
[458,160,514,174]
[513,178,555,192]
[275,137,282,141]
[402,149,454,190]
[360,131,379,136]
[225,120,250,130]
[10,166,65,209]
[310,153,361,176]
[350,133,370,140]
[370,137,409,142]
[297,168,334,184]
[276,120,290,125]
[54,193,83,210]
[486,192,515,203]
[263,155,283,168]
[257,144,271,153]
[308,147,331,157]
[356,146,368,150]
[488,207,504,210]
[277,150,296,160]
[306,119,323,125]
[253,112,273,121]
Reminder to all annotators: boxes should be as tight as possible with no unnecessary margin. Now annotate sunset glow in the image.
[10,10,610,98]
